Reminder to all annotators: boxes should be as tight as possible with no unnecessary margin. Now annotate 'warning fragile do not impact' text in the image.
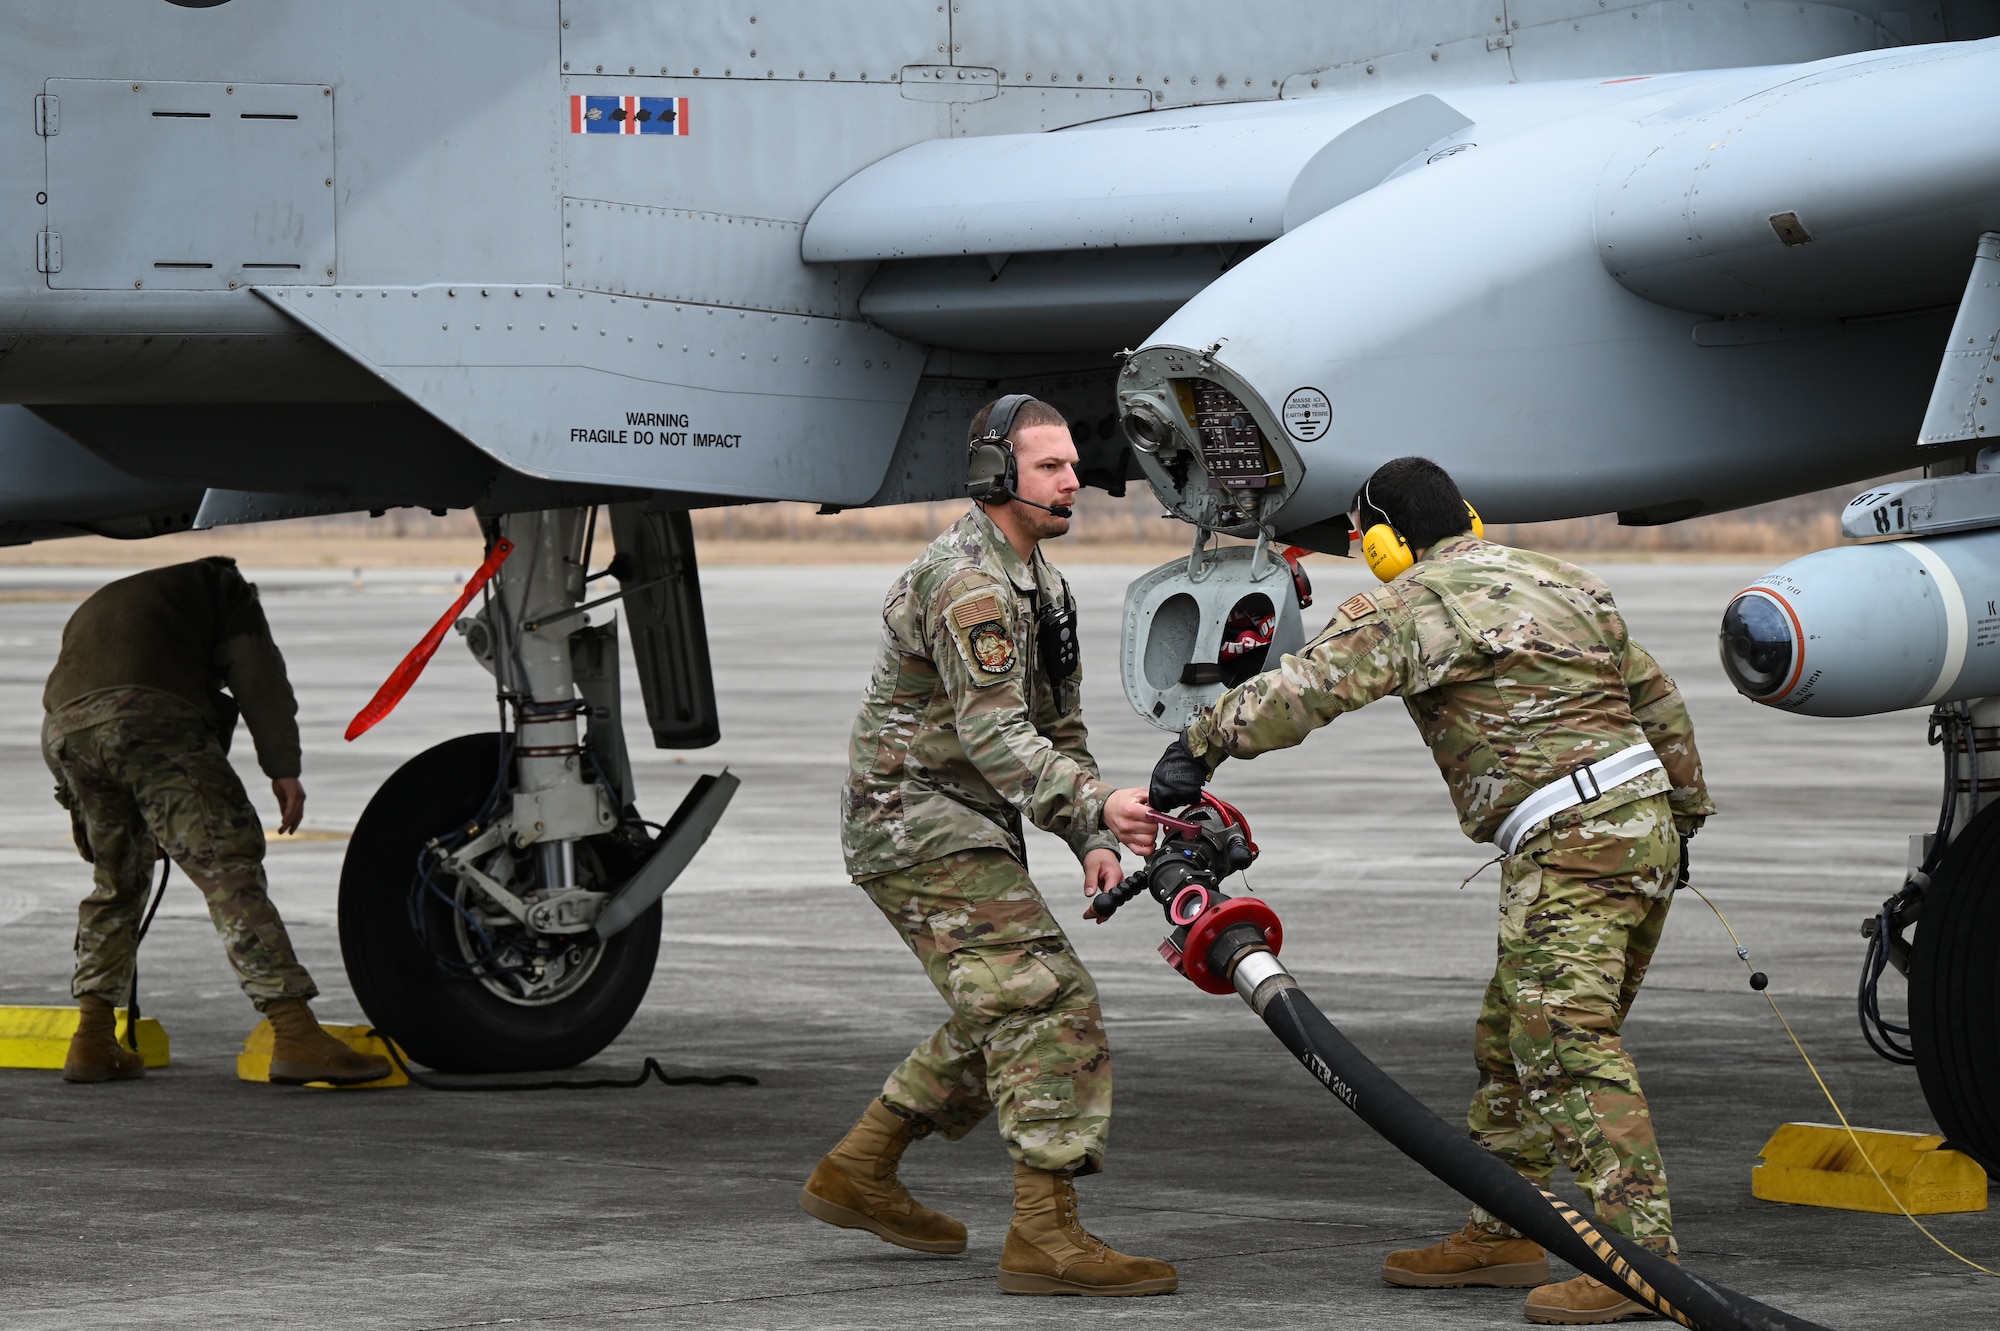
[571,412,741,449]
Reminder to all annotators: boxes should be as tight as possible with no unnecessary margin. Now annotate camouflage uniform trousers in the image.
[42,689,317,1011]
[858,847,1111,1175]
[1465,792,1679,1255]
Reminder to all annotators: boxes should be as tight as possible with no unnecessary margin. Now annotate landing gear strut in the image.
[338,506,734,1073]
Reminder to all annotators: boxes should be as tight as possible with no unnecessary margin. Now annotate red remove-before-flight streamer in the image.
[344,538,515,741]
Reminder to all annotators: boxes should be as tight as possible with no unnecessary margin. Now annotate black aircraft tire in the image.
[1910,796,2000,1176]
[338,733,661,1074]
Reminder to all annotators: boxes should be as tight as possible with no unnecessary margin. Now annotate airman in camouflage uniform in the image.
[802,397,1176,1298]
[1166,457,1712,1323]
[43,556,389,1086]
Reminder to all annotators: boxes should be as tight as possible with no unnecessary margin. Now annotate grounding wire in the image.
[1686,880,1997,1279]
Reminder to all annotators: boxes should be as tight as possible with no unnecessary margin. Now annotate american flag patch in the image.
[569,94,690,136]
[951,592,1003,628]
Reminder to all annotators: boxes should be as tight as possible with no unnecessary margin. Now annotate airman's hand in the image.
[1149,732,1210,812]
[272,777,306,835]
[1082,847,1124,898]
[1104,787,1157,856]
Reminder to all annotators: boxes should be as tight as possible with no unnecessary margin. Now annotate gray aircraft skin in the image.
[6,1,2000,1168]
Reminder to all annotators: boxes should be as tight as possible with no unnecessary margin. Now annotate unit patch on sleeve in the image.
[1337,593,1376,621]
[943,587,1017,684]
[969,623,1015,673]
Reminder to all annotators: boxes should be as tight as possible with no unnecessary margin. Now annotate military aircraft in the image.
[4,1,1998,1168]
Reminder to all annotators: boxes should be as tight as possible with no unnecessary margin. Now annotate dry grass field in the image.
[0,477,1882,572]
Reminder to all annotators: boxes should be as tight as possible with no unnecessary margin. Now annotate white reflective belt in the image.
[1493,742,1665,856]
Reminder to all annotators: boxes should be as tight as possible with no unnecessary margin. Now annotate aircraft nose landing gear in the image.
[1094,795,1831,1331]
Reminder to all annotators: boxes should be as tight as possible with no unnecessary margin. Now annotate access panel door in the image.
[44,78,335,290]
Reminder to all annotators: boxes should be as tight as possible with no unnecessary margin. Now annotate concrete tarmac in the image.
[0,551,1992,1329]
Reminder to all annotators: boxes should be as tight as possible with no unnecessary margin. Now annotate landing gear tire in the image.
[339,733,661,1074]
[1911,797,2000,1176]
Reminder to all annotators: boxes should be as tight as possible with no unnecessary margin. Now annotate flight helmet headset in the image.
[1356,477,1484,582]
[965,393,1038,504]
[965,393,1071,516]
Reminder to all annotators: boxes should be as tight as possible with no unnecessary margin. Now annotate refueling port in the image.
[1123,402,1173,453]
[1117,346,1302,538]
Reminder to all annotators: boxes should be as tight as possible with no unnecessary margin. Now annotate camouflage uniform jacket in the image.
[42,556,301,779]
[842,506,1122,878]
[1185,537,1715,845]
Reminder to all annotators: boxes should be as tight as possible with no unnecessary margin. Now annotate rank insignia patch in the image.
[969,622,1015,673]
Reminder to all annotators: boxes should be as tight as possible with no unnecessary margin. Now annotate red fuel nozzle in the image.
[1097,793,1282,992]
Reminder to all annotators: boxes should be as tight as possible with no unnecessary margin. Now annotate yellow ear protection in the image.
[1356,480,1483,583]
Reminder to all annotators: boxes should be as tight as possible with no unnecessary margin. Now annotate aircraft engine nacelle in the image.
[1722,529,2000,717]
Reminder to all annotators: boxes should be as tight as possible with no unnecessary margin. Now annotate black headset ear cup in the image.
[966,394,1036,503]
[966,441,1015,503]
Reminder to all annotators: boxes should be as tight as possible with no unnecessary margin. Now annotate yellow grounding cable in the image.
[1684,882,1998,1280]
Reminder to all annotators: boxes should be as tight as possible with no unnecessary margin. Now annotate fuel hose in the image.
[1100,797,1832,1329]
[1231,949,1833,1331]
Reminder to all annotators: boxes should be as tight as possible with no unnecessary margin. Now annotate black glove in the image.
[1149,732,1210,812]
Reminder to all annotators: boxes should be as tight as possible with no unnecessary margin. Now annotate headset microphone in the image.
[965,393,1072,518]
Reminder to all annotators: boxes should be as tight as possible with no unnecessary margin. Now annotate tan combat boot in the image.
[996,1162,1178,1296]
[1382,1221,1550,1288]
[1524,1253,1675,1325]
[62,994,146,1083]
[799,1099,968,1254]
[263,998,392,1085]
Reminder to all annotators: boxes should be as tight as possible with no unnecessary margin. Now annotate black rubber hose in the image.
[1256,984,1834,1331]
